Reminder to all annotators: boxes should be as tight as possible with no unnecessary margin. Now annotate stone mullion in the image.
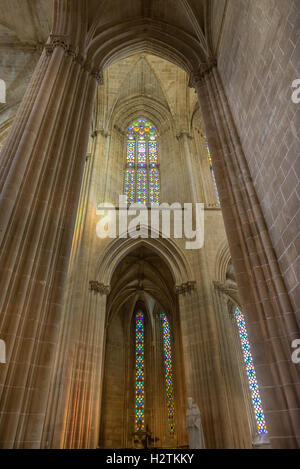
[194,67,299,447]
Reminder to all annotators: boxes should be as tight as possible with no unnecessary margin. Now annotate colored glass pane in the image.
[124,118,160,204]
[161,313,175,435]
[135,312,145,432]
[234,307,267,435]
[149,168,160,204]
[137,168,147,204]
[205,140,219,203]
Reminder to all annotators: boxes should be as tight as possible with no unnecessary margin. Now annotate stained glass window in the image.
[234,307,267,435]
[124,168,135,204]
[124,118,160,204]
[135,312,145,432]
[205,140,219,203]
[160,313,175,435]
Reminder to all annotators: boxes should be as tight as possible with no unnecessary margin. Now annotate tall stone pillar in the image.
[191,66,300,448]
[177,277,251,449]
[41,131,109,449]
[213,282,254,447]
[176,131,200,204]
[0,38,99,448]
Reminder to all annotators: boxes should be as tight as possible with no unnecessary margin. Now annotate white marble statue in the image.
[186,397,205,449]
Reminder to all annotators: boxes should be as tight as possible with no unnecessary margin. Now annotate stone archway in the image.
[0,0,298,449]
[99,243,187,449]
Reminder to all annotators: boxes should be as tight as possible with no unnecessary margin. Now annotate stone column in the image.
[0,38,99,448]
[176,281,246,449]
[41,130,109,448]
[176,131,200,204]
[44,285,108,449]
[191,66,300,448]
[213,282,254,447]
[192,128,218,205]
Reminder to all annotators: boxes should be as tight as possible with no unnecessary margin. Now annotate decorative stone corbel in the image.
[188,59,218,89]
[44,36,104,85]
[176,130,193,141]
[175,281,196,295]
[89,281,111,295]
[92,129,110,138]
[213,281,238,295]
[205,203,221,209]
[91,68,104,85]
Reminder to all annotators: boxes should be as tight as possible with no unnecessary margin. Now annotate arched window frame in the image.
[124,118,160,205]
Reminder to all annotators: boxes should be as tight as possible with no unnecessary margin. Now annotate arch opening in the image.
[100,244,187,449]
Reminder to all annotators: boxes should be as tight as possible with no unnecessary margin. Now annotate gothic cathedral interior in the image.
[0,0,299,450]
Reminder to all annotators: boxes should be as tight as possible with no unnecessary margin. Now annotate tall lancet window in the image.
[234,307,267,435]
[135,312,145,432]
[160,313,175,435]
[205,140,219,203]
[124,118,160,204]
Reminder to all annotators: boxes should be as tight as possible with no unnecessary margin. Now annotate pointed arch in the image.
[96,232,195,291]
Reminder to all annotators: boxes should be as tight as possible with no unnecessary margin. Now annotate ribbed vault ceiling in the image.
[0,0,227,123]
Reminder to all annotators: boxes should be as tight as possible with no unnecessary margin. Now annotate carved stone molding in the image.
[213,281,238,295]
[89,280,111,295]
[45,36,104,85]
[175,281,196,295]
[176,130,193,140]
[205,203,221,209]
[91,129,109,138]
[188,60,218,89]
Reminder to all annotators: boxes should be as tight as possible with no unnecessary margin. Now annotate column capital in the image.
[91,129,109,138]
[213,280,237,294]
[45,35,104,85]
[176,130,193,141]
[89,280,111,295]
[175,281,196,295]
[188,60,217,89]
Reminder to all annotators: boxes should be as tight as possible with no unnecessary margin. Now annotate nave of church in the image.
[0,0,299,450]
